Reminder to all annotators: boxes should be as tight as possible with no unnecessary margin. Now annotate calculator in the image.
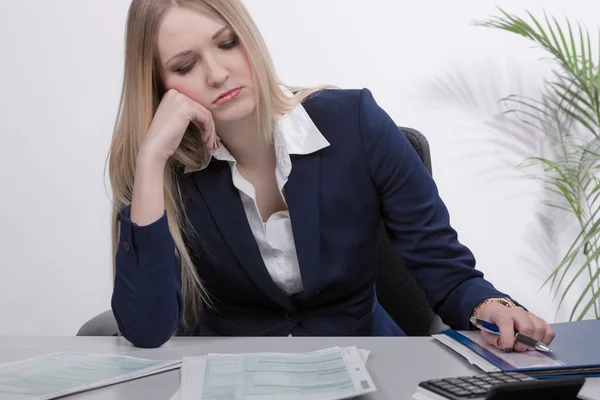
[416,371,585,399]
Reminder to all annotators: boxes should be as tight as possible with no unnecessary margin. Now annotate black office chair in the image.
[77,126,447,336]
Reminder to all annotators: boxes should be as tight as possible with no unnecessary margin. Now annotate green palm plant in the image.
[475,9,600,321]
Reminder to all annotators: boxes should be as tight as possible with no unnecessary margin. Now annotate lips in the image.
[213,87,242,105]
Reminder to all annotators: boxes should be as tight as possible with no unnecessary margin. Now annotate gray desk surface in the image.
[1,336,599,399]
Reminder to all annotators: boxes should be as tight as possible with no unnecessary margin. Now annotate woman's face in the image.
[156,7,256,123]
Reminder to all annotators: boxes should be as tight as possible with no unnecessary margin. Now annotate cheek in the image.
[235,50,253,80]
[163,76,207,106]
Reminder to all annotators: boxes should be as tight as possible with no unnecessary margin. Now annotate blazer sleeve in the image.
[357,88,516,330]
[111,205,183,348]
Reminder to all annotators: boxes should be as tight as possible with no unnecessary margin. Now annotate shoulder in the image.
[301,87,368,115]
[301,87,390,128]
[301,87,362,108]
[300,87,395,144]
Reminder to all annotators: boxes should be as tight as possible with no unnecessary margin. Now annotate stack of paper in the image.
[0,352,181,400]
[171,346,375,400]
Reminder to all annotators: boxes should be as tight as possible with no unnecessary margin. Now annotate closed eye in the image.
[174,61,196,75]
[172,35,238,75]
[219,35,239,50]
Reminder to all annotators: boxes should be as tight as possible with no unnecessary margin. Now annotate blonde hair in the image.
[108,0,333,333]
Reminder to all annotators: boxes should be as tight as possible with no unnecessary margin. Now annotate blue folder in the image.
[441,319,600,379]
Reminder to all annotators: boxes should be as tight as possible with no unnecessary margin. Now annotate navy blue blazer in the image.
[112,88,512,348]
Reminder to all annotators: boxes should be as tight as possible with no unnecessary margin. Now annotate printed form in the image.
[179,346,376,400]
[0,352,181,400]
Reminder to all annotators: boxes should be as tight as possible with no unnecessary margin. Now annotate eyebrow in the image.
[211,26,229,40]
[165,26,230,66]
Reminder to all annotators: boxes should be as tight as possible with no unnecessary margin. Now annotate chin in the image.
[213,96,256,123]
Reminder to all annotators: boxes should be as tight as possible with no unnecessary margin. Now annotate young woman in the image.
[108,0,555,349]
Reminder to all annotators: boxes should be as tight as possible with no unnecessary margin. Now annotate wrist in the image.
[471,297,517,320]
[137,146,168,171]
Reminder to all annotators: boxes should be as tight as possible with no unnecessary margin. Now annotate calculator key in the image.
[452,389,471,396]
[471,388,487,395]
[432,382,455,389]
[445,378,463,384]
[503,378,519,383]
[438,383,455,390]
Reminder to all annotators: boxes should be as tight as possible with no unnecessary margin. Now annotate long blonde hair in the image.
[108,0,332,333]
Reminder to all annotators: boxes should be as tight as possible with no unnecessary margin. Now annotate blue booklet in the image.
[434,319,600,378]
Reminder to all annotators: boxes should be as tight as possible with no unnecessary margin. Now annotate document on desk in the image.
[179,346,376,400]
[0,352,181,400]
[434,331,566,373]
[169,348,371,400]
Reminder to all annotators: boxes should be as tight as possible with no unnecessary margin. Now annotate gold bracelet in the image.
[471,297,517,320]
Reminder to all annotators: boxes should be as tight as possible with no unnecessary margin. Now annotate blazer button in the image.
[123,242,131,252]
[284,310,297,321]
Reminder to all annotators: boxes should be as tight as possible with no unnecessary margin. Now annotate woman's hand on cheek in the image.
[141,89,220,164]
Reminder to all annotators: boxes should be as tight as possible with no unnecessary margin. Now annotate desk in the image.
[1,336,599,399]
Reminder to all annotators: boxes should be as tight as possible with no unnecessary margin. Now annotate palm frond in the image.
[475,9,600,320]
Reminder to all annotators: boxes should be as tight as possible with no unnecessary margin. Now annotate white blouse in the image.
[185,102,330,295]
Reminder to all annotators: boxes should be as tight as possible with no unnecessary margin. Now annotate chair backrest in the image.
[375,126,446,336]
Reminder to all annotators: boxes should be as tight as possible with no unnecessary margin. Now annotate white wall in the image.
[0,0,598,336]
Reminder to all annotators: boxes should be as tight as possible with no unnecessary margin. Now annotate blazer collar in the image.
[184,101,330,174]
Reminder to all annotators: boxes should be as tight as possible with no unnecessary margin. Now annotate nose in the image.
[204,54,229,88]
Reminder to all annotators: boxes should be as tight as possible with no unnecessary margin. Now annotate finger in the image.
[541,323,556,345]
[523,317,546,352]
[183,98,217,150]
[480,331,502,349]
[194,104,218,150]
[513,313,536,352]
[192,105,217,149]
[492,314,516,351]
[531,316,547,342]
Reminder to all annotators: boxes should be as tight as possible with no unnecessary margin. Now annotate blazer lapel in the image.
[192,162,294,310]
[285,152,321,298]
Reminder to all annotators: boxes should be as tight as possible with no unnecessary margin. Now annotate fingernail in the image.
[504,348,513,353]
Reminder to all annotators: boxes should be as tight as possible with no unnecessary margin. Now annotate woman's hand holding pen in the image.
[476,302,555,352]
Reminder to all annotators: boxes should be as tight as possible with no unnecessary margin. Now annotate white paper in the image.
[0,352,181,400]
[433,334,500,372]
[171,348,370,400]
[180,346,376,400]
[359,349,370,365]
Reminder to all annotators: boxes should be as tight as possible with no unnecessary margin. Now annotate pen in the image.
[469,316,552,353]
